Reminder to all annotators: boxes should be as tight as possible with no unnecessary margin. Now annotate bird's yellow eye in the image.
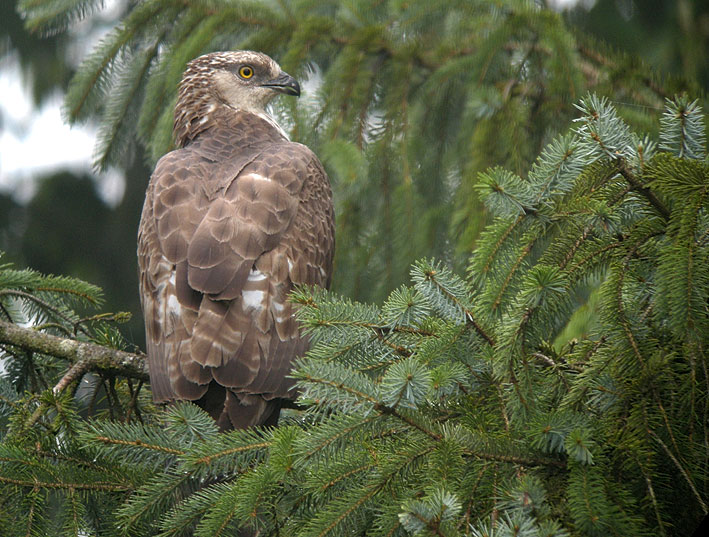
[238,65,254,79]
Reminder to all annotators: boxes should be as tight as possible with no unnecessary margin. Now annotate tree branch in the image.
[617,159,671,220]
[0,320,148,390]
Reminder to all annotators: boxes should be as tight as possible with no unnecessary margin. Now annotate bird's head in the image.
[174,50,300,145]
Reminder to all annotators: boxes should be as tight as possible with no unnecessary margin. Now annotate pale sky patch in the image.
[547,0,596,10]
[0,0,126,206]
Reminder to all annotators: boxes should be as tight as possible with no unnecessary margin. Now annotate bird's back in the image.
[138,109,334,429]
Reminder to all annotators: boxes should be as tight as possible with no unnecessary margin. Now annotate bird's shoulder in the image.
[152,110,326,188]
[150,142,327,206]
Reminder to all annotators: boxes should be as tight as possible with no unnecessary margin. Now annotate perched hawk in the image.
[138,51,334,430]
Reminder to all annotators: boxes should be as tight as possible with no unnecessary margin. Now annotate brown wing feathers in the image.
[138,51,334,430]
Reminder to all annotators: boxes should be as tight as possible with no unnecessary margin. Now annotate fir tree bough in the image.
[2,94,707,536]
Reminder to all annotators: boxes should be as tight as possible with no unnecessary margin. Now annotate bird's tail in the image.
[195,381,282,430]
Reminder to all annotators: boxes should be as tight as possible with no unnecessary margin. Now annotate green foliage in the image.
[660,96,706,160]
[0,253,141,436]
[2,95,706,536]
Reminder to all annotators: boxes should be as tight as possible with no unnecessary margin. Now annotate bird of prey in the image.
[138,51,334,430]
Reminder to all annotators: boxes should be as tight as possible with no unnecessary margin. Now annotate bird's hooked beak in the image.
[260,71,301,97]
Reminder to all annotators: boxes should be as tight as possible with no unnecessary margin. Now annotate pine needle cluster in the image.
[1,95,707,536]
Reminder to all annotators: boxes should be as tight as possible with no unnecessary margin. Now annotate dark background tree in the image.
[571,0,709,88]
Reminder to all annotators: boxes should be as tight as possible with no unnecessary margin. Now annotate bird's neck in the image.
[174,97,289,149]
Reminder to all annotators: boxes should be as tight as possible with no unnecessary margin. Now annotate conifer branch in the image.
[0,289,91,337]
[566,240,623,275]
[319,463,375,493]
[53,359,92,395]
[312,481,387,537]
[616,160,670,220]
[374,403,442,441]
[560,224,593,270]
[0,474,131,492]
[409,510,446,537]
[482,216,525,277]
[300,414,380,459]
[554,171,634,272]
[191,442,272,466]
[461,448,565,469]
[369,326,412,357]
[576,44,669,99]
[496,385,511,432]
[30,449,109,473]
[638,460,667,537]
[465,311,496,347]
[298,374,379,405]
[92,436,184,456]
[0,319,148,386]
[530,353,573,387]
[305,313,435,340]
[420,268,495,346]
[647,427,707,512]
[491,241,535,314]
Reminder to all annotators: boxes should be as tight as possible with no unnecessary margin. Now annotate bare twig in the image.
[53,360,93,395]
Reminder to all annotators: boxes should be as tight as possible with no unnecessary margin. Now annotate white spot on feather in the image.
[242,290,265,310]
[272,303,292,324]
[248,268,267,281]
[198,104,216,125]
[167,294,181,316]
[245,173,272,183]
